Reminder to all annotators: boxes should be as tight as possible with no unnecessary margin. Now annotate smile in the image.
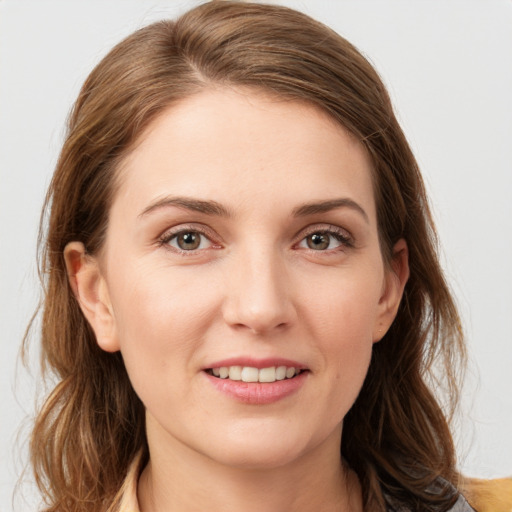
[207,366,303,383]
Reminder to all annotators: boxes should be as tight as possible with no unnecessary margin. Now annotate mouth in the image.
[205,365,306,383]
[203,360,309,404]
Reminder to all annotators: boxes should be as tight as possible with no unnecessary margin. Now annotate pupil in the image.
[308,233,329,250]
[178,232,200,250]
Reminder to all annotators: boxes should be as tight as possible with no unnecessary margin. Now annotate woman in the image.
[29,2,474,511]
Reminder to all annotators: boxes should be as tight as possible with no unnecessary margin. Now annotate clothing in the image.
[114,454,476,512]
[386,492,476,512]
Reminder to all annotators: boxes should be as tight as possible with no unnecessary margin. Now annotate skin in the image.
[65,88,409,512]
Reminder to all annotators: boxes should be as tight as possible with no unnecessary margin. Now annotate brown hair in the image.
[28,2,466,511]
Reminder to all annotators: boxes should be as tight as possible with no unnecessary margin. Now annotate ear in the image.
[373,238,409,342]
[64,241,120,352]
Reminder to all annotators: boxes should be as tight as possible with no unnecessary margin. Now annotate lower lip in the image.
[204,371,308,405]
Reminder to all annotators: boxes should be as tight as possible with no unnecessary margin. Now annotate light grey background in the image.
[1,1,511,510]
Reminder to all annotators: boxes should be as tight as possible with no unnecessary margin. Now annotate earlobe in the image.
[64,242,120,353]
[373,238,410,342]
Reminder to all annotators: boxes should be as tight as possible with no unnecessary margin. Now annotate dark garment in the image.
[386,487,476,511]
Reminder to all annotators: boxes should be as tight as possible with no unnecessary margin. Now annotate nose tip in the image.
[228,304,289,335]
[222,257,295,335]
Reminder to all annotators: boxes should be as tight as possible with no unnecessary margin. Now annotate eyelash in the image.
[158,225,219,255]
[157,224,354,255]
[296,225,354,252]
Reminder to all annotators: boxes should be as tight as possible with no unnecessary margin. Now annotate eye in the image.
[298,229,351,251]
[165,230,213,251]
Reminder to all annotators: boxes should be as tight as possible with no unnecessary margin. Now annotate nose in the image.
[222,246,296,335]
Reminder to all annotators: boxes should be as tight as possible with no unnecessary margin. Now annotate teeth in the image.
[258,367,276,383]
[228,366,242,381]
[241,367,259,382]
[275,366,287,380]
[209,365,300,383]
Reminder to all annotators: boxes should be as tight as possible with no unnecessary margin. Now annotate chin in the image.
[209,442,306,471]
[198,421,329,471]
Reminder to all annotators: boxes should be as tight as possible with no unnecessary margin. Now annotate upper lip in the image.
[203,357,307,370]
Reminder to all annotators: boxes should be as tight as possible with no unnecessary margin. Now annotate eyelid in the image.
[156,222,354,254]
[296,224,353,242]
[157,223,222,252]
[293,224,355,253]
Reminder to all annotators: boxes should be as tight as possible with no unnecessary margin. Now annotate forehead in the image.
[113,87,376,222]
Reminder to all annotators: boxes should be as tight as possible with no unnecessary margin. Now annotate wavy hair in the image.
[27,2,465,511]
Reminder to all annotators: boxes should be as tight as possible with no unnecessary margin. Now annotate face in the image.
[67,88,407,470]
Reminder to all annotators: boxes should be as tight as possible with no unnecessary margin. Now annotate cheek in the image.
[105,262,221,395]
[299,267,383,341]
[109,259,218,339]
[298,266,382,393]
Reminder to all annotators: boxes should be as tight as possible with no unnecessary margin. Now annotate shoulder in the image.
[460,477,512,512]
[384,478,477,512]
[387,496,475,512]
[447,492,477,512]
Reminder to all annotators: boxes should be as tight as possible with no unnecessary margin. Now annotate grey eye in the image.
[168,231,211,251]
[306,232,330,250]
[177,232,201,250]
[298,230,348,251]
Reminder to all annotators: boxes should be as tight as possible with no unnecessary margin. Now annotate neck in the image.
[137,421,362,512]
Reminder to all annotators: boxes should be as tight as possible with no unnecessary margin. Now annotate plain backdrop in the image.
[1,0,511,510]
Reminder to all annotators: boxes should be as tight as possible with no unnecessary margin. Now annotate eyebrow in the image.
[292,198,369,223]
[139,195,369,223]
[139,196,232,218]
